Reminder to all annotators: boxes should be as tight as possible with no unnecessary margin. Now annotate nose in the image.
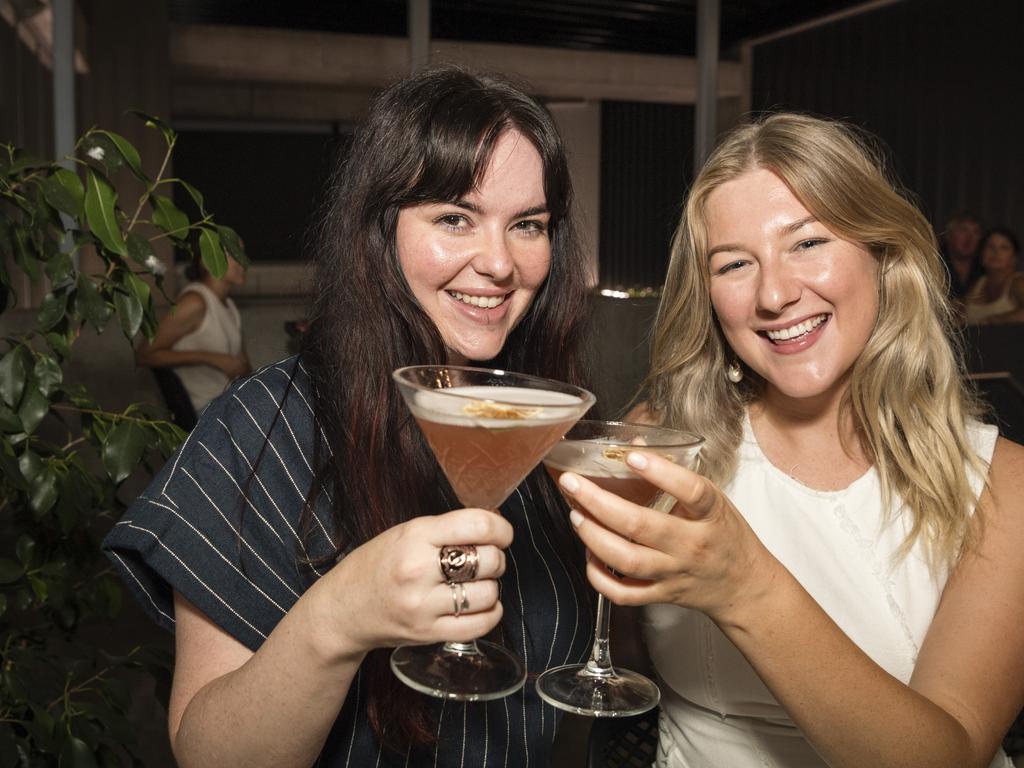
[755,258,800,315]
[471,227,515,281]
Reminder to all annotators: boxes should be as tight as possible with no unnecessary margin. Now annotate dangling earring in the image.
[726,361,744,383]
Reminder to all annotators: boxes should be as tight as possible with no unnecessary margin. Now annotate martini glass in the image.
[391,365,595,700]
[538,420,703,716]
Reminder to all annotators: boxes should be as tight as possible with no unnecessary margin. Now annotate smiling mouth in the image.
[448,290,509,309]
[761,313,829,343]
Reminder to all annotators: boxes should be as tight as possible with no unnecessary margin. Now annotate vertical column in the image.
[694,0,720,172]
[52,0,76,266]
[408,0,431,73]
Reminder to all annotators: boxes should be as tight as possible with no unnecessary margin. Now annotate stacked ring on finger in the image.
[449,582,470,616]
[439,544,479,583]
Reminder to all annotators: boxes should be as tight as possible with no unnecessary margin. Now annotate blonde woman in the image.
[555,113,1024,767]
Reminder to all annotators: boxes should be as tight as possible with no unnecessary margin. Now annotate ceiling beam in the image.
[170,22,742,105]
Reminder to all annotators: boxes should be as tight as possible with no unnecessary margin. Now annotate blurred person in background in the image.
[940,210,984,303]
[964,227,1024,325]
[136,250,251,416]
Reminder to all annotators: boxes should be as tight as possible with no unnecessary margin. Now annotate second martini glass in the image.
[538,420,703,716]
[392,365,595,701]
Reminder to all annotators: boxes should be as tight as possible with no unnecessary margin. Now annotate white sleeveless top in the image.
[171,282,243,412]
[646,415,1008,768]
[965,273,1024,324]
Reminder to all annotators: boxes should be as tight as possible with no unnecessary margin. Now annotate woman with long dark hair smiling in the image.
[104,66,594,766]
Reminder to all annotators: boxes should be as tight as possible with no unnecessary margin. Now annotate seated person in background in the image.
[965,227,1024,325]
[555,113,1024,768]
[136,251,251,414]
[940,210,984,302]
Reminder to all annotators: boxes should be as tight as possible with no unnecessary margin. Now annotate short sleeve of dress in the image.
[102,358,338,651]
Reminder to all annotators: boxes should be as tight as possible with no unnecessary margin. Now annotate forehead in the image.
[704,168,810,235]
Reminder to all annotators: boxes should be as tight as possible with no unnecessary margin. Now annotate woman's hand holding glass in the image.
[559,451,778,622]
[309,508,512,657]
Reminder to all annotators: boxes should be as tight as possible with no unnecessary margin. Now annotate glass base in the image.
[391,640,527,701]
[536,663,661,717]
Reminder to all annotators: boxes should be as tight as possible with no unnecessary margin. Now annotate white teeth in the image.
[765,314,827,341]
[450,291,506,309]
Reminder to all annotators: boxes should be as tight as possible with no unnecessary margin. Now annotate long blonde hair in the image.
[646,113,987,567]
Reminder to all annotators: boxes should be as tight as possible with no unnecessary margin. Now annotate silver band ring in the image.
[450,582,470,617]
[439,545,479,583]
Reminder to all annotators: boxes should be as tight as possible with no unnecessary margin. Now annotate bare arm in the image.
[561,437,1024,768]
[136,293,248,377]
[986,275,1024,324]
[170,509,512,767]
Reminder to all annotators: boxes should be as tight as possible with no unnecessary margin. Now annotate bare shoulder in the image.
[988,436,1024,509]
[173,291,207,319]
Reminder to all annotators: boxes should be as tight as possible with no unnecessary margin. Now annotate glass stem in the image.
[582,593,615,678]
[442,640,482,655]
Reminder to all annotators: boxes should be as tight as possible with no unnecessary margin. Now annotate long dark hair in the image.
[300,66,591,752]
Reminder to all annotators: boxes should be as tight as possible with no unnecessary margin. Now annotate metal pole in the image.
[408,0,431,74]
[52,0,77,268]
[695,0,720,172]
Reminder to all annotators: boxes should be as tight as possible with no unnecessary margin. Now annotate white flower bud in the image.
[144,255,166,276]
[86,146,105,161]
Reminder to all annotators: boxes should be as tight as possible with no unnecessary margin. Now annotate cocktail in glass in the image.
[391,365,596,700]
[538,420,703,716]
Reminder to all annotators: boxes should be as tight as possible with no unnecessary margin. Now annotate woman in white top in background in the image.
[965,227,1024,325]
[137,252,251,414]
[554,113,1024,768]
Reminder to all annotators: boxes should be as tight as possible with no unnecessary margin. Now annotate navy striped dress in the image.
[103,357,593,766]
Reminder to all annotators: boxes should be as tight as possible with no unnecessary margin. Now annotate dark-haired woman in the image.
[103,66,594,766]
[136,253,250,415]
[965,227,1024,325]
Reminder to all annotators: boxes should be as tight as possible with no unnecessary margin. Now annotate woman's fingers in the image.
[569,507,679,579]
[420,507,515,549]
[624,450,717,521]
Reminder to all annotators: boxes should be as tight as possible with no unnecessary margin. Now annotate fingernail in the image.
[569,509,584,528]
[559,473,580,493]
[626,451,648,470]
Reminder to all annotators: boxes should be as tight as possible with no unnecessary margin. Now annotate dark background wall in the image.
[751,0,1024,236]
[599,101,694,290]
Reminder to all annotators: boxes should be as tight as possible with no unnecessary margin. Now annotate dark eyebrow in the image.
[450,201,549,219]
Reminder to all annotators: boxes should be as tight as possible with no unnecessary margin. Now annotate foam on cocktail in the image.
[406,386,586,428]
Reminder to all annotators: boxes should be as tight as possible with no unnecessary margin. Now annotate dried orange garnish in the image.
[463,401,541,420]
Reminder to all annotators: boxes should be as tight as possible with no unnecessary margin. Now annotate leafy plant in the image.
[0,114,246,766]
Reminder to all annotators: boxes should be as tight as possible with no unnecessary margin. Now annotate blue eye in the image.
[714,260,747,275]
[795,238,827,250]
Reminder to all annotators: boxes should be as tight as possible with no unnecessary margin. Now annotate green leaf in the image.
[30,466,58,517]
[0,558,24,583]
[16,534,35,566]
[199,227,227,278]
[16,384,48,434]
[123,270,151,308]
[0,402,22,432]
[150,194,189,240]
[102,419,148,484]
[74,273,112,331]
[33,353,63,396]
[45,329,72,359]
[125,231,155,267]
[18,447,43,482]
[94,130,145,180]
[216,224,249,268]
[0,445,28,489]
[12,226,41,282]
[83,170,127,256]
[53,166,85,212]
[40,171,83,218]
[128,109,176,145]
[0,344,30,407]
[59,735,98,768]
[178,179,206,215]
[45,250,75,285]
[37,289,69,331]
[113,289,143,339]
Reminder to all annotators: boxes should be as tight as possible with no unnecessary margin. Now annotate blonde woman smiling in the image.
[556,114,1024,768]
